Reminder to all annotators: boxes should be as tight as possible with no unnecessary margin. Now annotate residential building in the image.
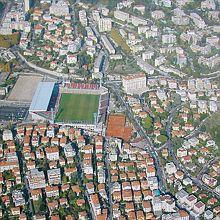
[202,174,217,188]
[162,34,177,44]
[165,162,177,175]
[24,0,30,12]
[194,201,205,215]
[136,58,155,75]
[49,0,69,16]
[45,146,59,161]
[101,35,115,54]
[12,190,25,207]
[27,169,46,189]
[94,51,105,74]
[47,168,61,185]
[79,10,88,26]
[176,189,189,204]
[45,186,59,198]
[152,197,162,215]
[122,72,147,94]
[151,10,165,20]
[64,143,75,158]
[98,18,112,32]
[190,13,206,29]
[3,130,13,141]
[114,10,129,22]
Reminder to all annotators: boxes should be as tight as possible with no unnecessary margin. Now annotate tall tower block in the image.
[24,0,30,12]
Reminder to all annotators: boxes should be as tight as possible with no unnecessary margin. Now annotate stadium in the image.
[29,81,109,130]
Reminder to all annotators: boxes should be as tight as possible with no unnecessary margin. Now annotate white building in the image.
[67,54,77,64]
[49,0,69,17]
[152,197,162,215]
[98,18,112,32]
[194,201,205,215]
[122,72,147,94]
[130,15,148,26]
[27,169,46,189]
[201,0,216,10]
[151,10,165,20]
[190,13,206,29]
[92,10,100,22]
[155,56,166,66]
[162,34,177,44]
[101,35,115,54]
[176,189,189,204]
[142,50,154,61]
[79,10,88,27]
[137,58,155,75]
[47,168,61,185]
[3,130,13,141]
[204,210,213,220]
[165,162,177,175]
[45,147,59,161]
[114,10,129,22]
[24,0,30,12]
[64,143,76,157]
[155,0,172,7]
[93,51,105,76]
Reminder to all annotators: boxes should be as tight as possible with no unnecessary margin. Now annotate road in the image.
[164,105,220,199]
[12,49,61,79]
[197,157,220,180]
[75,142,96,220]
[105,81,167,193]
[103,140,113,220]
[184,116,210,140]
[15,139,35,219]
[0,2,11,28]
[70,1,78,37]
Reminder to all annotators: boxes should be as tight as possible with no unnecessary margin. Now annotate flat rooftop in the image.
[8,75,43,102]
[29,82,55,112]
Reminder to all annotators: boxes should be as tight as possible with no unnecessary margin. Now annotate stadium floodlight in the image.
[93,112,97,128]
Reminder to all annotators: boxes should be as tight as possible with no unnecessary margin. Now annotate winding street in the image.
[164,106,220,199]
[197,157,220,180]
[184,116,210,140]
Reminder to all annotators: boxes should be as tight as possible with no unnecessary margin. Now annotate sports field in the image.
[55,93,100,123]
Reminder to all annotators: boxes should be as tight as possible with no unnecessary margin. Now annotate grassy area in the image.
[56,93,100,123]
[157,135,167,143]
[143,115,153,129]
[0,33,20,48]
[110,28,131,54]
[205,112,220,146]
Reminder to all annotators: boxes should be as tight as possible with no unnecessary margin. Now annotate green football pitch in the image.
[55,93,100,123]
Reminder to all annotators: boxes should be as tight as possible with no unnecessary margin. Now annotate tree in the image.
[0,33,20,48]
[144,115,153,129]
[3,63,11,73]
[157,135,167,143]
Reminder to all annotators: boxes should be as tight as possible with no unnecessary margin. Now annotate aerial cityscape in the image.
[0,0,219,219]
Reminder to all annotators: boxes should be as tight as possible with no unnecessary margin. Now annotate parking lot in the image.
[0,106,29,121]
[8,74,42,102]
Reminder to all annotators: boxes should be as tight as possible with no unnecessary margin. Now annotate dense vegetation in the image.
[0,2,4,14]
[80,0,118,8]
[205,112,220,146]
[0,33,20,48]
[110,28,131,54]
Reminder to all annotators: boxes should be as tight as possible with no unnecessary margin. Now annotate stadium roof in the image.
[29,82,55,112]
